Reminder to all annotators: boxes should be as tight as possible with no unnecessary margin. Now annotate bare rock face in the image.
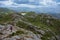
[3,33,41,40]
[0,24,42,40]
[0,24,17,34]
[0,24,58,40]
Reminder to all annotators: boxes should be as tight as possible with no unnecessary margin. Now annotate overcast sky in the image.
[0,0,60,13]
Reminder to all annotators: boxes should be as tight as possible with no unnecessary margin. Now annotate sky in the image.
[0,0,60,13]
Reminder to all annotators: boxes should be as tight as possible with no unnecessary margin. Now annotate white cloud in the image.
[0,0,42,8]
[39,0,57,7]
[17,0,21,1]
[0,0,14,5]
[0,0,60,13]
[29,0,35,2]
[0,0,59,8]
[7,4,43,8]
[57,2,60,4]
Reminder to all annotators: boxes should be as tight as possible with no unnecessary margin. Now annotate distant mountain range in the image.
[7,7,60,13]
[49,13,60,19]
[10,7,60,17]
[0,7,60,19]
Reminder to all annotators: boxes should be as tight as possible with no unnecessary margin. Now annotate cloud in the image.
[0,0,13,5]
[39,0,58,7]
[7,3,44,8]
[0,0,44,8]
[0,0,60,13]
[29,0,35,2]
[0,0,7,1]
[57,2,60,4]
[0,0,59,7]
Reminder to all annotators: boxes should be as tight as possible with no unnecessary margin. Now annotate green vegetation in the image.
[9,30,24,37]
[0,8,60,40]
[24,13,60,35]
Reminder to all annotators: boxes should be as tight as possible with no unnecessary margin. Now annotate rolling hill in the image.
[0,8,60,40]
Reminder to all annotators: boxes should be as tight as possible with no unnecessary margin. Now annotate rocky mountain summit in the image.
[0,8,60,40]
